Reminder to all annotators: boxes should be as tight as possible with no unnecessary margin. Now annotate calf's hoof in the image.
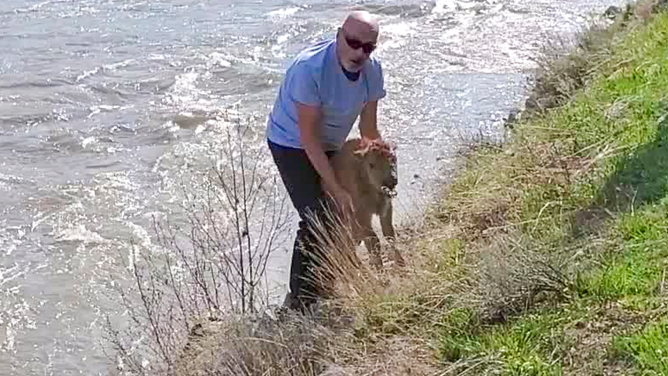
[394,250,406,267]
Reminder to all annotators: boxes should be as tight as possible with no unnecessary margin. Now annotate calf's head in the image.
[354,139,398,197]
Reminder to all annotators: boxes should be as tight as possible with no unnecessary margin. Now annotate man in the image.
[266,10,387,312]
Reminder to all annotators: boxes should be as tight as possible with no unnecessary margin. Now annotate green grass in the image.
[438,309,574,376]
[430,9,668,375]
[611,321,668,375]
[578,208,668,301]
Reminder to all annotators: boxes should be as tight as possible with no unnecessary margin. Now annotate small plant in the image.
[103,111,293,375]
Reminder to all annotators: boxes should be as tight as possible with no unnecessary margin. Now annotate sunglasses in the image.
[340,30,376,54]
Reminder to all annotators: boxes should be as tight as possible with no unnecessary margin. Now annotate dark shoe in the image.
[282,291,321,316]
[282,291,301,311]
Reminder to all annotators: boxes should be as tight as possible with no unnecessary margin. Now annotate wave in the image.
[353,2,436,18]
[0,77,73,90]
[266,6,302,18]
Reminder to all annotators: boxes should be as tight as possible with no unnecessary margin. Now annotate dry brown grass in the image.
[524,17,620,116]
[524,0,666,118]
[435,133,596,242]
[173,310,355,376]
[294,196,580,374]
[329,336,442,376]
[284,206,453,370]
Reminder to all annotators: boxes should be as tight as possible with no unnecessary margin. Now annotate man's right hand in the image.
[331,187,355,219]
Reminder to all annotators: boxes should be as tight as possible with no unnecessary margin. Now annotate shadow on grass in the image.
[568,102,668,302]
[572,104,668,236]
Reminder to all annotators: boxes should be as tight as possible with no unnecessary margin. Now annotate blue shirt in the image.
[266,38,386,151]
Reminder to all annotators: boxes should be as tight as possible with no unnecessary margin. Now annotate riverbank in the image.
[317,2,668,375]
[128,2,668,375]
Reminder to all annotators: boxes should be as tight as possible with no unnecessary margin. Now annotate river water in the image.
[1,0,622,374]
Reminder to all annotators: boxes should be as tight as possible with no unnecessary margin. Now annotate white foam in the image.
[432,0,457,14]
[88,104,122,118]
[208,52,232,68]
[148,54,167,61]
[4,325,15,352]
[0,265,22,287]
[457,1,478,10]
[276,33,290,45]
[382,21,417,37]
[270,34,291,58]
[162,71,202,109]
[55,224,108,244]
[94,171,139,192]
[172,72,199,93]
[266,6,300,18]
[103,59,135,71]
[14,0,51,14]
[81,137,97,148]
[76,67,101,82]
[163,120,180,134]
[375,21,418,53]
[0,173,25,184]
[125,221,154,250]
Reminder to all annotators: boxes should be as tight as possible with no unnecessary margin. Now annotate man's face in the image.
[337,26,378,72]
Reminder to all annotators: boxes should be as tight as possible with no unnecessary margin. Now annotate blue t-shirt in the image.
[266,38,386,151]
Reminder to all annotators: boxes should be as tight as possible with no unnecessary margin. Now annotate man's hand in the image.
[330,187,355,219]
[297,101,346,205]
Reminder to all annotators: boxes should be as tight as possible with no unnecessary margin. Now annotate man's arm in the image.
[360,59,386,140]
[358,100,381,140]
[297,102,344,195]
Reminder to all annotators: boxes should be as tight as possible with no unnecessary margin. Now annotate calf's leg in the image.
[380,200,405,267]
[357,210,383,270]
[363,230,383,270]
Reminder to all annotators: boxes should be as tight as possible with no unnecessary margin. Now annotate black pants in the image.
[267,139,337,311]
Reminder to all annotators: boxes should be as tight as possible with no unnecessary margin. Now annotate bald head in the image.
[341,11,379,38]
[336,11,380,72]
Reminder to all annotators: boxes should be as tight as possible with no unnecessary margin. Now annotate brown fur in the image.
[328,137,405,270]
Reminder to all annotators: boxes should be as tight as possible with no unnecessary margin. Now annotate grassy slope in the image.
[337,5,668,376]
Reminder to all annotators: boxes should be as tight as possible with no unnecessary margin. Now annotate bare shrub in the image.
[103,112,293,376]
[476,233,574,323]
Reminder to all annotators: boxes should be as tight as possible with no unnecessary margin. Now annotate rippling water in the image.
[1,0,622,374]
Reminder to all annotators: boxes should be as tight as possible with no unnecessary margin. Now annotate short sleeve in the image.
[367,60,386,102]
[287,62,321,106]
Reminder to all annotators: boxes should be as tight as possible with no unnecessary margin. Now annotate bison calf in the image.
[327,137,405,270]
